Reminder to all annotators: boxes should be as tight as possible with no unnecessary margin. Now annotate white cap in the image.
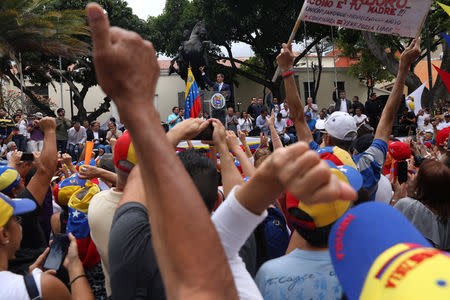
[324,112,357,141]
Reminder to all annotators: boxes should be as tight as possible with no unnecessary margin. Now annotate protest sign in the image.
[300,0,432,37]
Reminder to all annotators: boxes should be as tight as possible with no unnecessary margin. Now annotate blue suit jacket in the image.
[202,74,231,95]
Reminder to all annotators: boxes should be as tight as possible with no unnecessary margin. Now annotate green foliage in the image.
[0,0,90,59]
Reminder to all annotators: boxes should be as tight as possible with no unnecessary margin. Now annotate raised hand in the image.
[399,38,421,69]
[38,117,56,132]
[211,118,227,147]
[170,118,211,142]
[276,43,295,73]
[225,130,240,151]
[87,3,160,113]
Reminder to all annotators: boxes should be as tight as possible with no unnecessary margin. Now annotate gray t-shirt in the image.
[395,197,450,250]
[108,202,166,300]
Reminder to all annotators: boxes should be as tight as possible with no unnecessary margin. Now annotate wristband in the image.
[70,274,87,286]
[281,68,295,79]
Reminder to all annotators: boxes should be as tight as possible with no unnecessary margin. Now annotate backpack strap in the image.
[23,273,41,300]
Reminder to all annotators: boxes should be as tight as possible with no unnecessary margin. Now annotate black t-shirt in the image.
[9,188,47,274]
[109,202,166,300]
[18,188,47,249]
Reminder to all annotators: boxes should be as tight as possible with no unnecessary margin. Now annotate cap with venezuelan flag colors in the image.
[317,146,356,168]
[0,166,21,194]
[329,202,450,300]
[286,160,362,237]
[0,192,36,227]
[53,173,87,207]
[113,131,136,173]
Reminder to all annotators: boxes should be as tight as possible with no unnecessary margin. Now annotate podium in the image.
[178,90,229,125]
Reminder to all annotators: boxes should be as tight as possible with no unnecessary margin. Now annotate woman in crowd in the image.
[395,159,450,251]
[0,193,93,299]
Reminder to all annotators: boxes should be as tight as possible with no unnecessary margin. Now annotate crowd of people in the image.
[0,107,124,165]
[0,4,449,300]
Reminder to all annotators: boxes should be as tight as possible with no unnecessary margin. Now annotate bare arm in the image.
[276,44,313,144]
[26,117,57,206]
[166,118,211,148]
[87,4,237,299]
[213,121,244,196]
[78,165,117,186]
[226,130,255,178]
[235,142,357,215]
[375,39,421,143]
[238,130,253,158]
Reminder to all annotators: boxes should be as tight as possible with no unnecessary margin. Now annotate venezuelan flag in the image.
[184,67,202,119]
[66,181,101,269]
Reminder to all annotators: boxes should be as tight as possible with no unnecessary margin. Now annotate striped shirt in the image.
[0,117,15,137]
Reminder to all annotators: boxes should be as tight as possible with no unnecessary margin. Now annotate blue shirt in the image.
[309,139,388,200]
[307,118,317,132]
[255,249,342,300]
[167,113,181,130]
[256,115,270,136]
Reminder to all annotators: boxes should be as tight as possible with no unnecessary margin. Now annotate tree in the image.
[0,0,149,121]
[149,0,332,100]
[337,1,450,105]
[34,0,151,122]
[0,0,90,116]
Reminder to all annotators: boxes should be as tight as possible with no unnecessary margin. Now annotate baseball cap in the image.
[436,127,450,147]
[286,159,362,238]
[113,131,137,173]
[445,113,450,118]
[0,166,21,194]
[317,146,356,168]
[388,141,411,160]
[35,112,43,119]
[53,173,87,206]
[0,192,36,227]
[305,112,312,117]
[328,202,450,300]
[324,112,357,141]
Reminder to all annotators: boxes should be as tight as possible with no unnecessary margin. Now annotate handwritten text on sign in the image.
[300,0,432,37]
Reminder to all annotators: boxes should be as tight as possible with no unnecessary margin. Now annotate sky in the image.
[127,0,305,58]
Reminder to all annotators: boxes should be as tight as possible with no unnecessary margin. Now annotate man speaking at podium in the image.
[200,66,231,125]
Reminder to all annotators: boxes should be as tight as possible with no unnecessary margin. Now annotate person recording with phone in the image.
[0,192,93,299]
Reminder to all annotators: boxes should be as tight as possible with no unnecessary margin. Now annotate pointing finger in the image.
[87,3,110,51]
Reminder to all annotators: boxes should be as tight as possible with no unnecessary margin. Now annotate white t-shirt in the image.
[417,113,430,128]
[212,186,266,300]
[18,120,28,136]
[88,188,123,296]
[0,268,42,299]
[93,131,99,144]
[238,118,253,132]
[354,114,368,125]
[339,99,348,112]
[374,175,393,204]
[419,123,433,133]
[315,119,326,130]
[280,103,289,118]
[274,119,286,135]
[437,121,450,131]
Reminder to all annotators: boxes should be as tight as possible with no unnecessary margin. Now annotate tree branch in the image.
[294,36,323,65]
[3,68,55,117]
[87,96,112,122]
